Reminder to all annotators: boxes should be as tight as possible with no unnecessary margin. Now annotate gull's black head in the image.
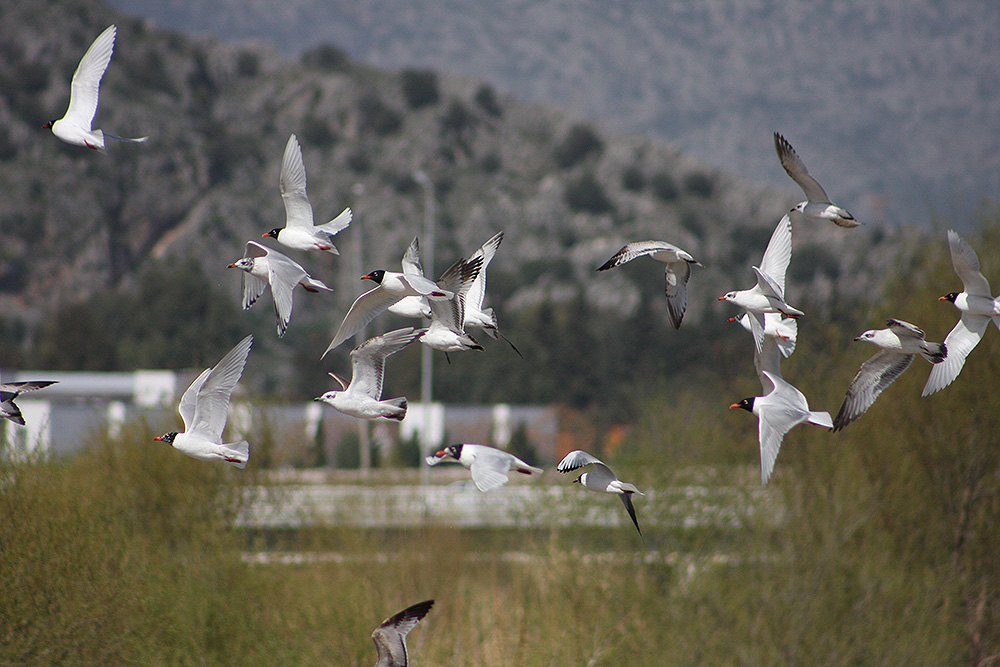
[939,292,959,303]
[433,444,463,461]
[42,120,57,129]
[729,397,755,412]
[362,269,386,284]
[153,432,178,445]
[262,229,281,240]
[572,474,583,484]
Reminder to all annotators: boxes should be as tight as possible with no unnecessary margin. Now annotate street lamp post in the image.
[414,171,435,485]
[351,182,371,478]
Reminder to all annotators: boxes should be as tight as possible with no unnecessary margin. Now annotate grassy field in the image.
[2,228,1000,665]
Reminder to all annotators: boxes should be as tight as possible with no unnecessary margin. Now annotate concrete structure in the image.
[1,370,558,466]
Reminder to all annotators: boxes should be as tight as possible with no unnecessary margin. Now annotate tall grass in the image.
[1,226,998,665]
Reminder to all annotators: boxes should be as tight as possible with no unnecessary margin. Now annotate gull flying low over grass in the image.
[154,336,253,468]
[262,134,352,253]
[227,240,331,336]
[557,449,645,539]
[834,319,946,431]
[730,370,832,486]
[315,327,425,421]
[426,443,543,492]
[1,378,57,426]
[370,599,434,667]
[42,25,148,150]
[923,229,1000,396]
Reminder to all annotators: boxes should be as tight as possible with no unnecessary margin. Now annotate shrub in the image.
[683,170,715,198]
[621,165,645,192]
[358,93,403,135]
[554,123,604,169]
[236,51,259,77]
[474,84,503,117]
[564,172,614,214]
[401,69,440,109]
[649,170,679,201]
[439,99,476,138]
[300,115,337,148]
[300,43,351,72]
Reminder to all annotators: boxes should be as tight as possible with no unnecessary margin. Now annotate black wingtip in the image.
[395,599,435,625]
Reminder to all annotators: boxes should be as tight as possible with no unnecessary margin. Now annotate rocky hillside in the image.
[108,0,1000,229]
[0,0,918,404]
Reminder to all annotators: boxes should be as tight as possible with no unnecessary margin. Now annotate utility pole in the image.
[414,171,435,485]
[351,182,371,478]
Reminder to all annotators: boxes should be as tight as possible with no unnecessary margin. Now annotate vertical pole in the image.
[352,183,371,478]
[414,171,435,485]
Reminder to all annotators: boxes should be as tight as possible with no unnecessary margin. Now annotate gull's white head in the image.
[854,329,879,343]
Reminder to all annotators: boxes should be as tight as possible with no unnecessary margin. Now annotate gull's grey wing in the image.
[65,25,115,129]
[754,334,783,394]
[468,447,515,492]
[265,249,311,336]
[349,328,424,399]
[279,134,314,229]
[188,335,252,442]
[947,229,992,298]
[0,381,56,395]
[774,133,830,202]
[557,449,605,472]
[323,288,402,357]
[429,257,482,331]
[597,240,675,271]
[885,319,926,340]
[372,599,434,667]
[428,259,468,331]
[178,368,212,433]
[238,242,270,311]
[833,350,914,431]
[664,259,692,330]
[753,266,786,302]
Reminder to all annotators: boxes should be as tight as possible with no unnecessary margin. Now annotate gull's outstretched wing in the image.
[64,25,116,130]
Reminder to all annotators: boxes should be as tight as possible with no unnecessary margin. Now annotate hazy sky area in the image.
[107,0,999,230]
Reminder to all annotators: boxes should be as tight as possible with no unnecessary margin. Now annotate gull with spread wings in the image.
[154,336,253,468]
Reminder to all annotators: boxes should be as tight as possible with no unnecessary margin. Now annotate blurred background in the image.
[0,0,998,664]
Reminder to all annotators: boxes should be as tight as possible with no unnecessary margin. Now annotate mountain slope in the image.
[0,0,915,404]
[107,0,1000,229]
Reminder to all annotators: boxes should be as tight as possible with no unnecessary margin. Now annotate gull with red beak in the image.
[42,25,147,150]
[323,268,453,357]
[923,229,1000,396]
[426,443,543,492]
[730,370,831,486]
[261,134,351,253]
